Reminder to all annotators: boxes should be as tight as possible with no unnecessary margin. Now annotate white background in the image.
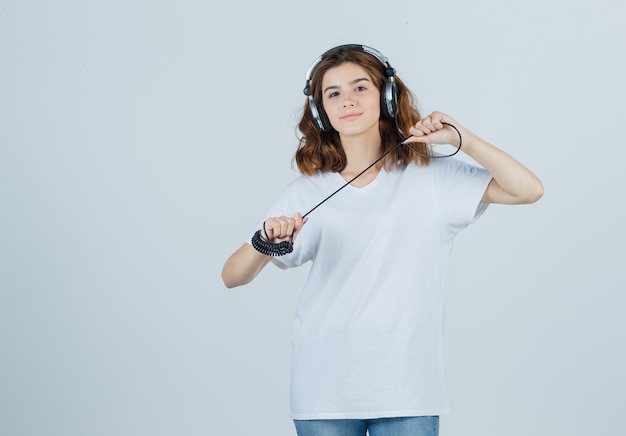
[1,1,624,435]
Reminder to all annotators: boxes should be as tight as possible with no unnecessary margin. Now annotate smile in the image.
[341,113,362,121]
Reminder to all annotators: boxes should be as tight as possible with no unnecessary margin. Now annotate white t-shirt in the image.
[252,158,492,420]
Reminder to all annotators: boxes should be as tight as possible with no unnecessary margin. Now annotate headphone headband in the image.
[303,44,396,96]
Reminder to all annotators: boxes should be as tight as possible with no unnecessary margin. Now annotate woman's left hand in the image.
[404,111,462,147]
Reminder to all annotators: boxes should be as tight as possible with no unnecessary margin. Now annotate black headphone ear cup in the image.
[380,80,398,119]
[309,97,332,132]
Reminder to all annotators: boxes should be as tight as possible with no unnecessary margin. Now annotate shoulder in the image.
[391,159,490,195]
[390,158,485,177]
[429,156,489,178]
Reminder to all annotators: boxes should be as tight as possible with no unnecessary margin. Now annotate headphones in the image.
[303,44,399,133]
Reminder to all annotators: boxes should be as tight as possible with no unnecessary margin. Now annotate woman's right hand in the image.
[263,213,307,242]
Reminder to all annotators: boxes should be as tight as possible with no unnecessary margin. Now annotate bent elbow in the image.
[221,270,246,289]
[525,180,544,204]
[222,278,237,289]
[221,263,238,289]
[221,262,257,289]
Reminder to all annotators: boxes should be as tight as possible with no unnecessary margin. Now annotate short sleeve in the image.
[431,158,493,238]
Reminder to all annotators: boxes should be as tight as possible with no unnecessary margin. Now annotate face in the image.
[321,62,381,139]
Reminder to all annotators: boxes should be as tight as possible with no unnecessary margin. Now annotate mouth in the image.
[341,113,362,121]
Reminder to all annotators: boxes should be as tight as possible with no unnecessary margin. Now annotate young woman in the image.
[222,44,543,436]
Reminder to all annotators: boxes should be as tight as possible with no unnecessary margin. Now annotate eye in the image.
[355,85,367,92]
[327,91,339,98]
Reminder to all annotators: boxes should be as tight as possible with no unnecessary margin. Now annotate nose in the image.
[342,96,354,107]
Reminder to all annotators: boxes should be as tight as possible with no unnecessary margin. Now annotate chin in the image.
[338,124,379,138]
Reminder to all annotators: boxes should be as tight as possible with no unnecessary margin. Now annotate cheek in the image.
[322,99,339,116]
[371,101,381,117]
[369,93,382,112]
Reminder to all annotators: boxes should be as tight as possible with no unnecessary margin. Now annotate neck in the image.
[339,131,383,174]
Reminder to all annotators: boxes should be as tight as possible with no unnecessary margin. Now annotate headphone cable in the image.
[253,122,462,256]
[303,121,461,218]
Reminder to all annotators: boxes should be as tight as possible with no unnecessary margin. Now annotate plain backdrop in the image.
[1,1,624,435]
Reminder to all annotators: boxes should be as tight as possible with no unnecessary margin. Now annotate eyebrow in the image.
[323,77,371,95]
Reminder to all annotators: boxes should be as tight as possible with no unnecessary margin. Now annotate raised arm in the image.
[405,111,544,204]
[221,213,307,288]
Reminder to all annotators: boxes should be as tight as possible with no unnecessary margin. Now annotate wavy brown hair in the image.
[294,46,430,176]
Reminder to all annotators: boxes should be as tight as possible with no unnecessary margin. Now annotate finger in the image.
[292,214,308,241]
[284,216,296,237]
[275,215,293,239]
[429,112,444,129]
[421,116,436,131]
[265,216,291,240]
[264,218,279,240]
[292,212,306,230]
[403,133,430,146]
[409,124,430,136]
[407,127,423,137]
[402,136,427,145]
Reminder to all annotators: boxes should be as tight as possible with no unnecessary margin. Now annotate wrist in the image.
[457,128,479,154]
[251,229,294,257]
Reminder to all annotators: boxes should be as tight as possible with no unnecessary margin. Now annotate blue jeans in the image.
[294,416,439,436]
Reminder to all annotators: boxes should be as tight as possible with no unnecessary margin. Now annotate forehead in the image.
[321,62,373,87]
